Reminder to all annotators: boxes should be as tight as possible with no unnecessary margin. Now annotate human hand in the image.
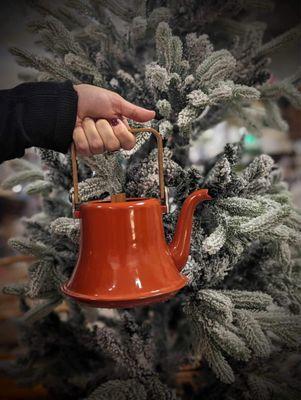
[73,84,155,156]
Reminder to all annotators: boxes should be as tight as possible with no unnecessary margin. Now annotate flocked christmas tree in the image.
[2,1,301,399]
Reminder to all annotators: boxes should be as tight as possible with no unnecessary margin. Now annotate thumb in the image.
[119,98,156,122]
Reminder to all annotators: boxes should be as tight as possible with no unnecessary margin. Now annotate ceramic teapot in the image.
[61,128,212,308]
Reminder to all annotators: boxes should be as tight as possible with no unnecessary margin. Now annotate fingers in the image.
[118,98,156,122]
[96,119,120,152]
[73,117,136,156]
[82,117,104,154]
[110,118,136,150]
[73,125,91,156]
[120,116,130,130]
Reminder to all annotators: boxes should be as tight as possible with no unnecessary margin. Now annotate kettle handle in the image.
[71,127,165,211]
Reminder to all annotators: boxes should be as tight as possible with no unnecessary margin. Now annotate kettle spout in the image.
[168,189,212,271]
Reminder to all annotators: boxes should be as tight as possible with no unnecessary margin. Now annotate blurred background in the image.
[0,1,300,398]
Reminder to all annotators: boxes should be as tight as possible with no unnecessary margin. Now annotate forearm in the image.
[0,81,78,163]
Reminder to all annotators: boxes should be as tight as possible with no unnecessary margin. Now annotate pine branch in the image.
[29,16,86,57]
[256,24,301,58]
[20,296,62,324]
[10,47,79,82]
[211,323,251,362]
[202,224,227,255]
[1,170,44,189]
[196,50,236,89]
[203,339,235,384]
[222,291,273,310]
[26,180,53,195]
[234,310,271,357]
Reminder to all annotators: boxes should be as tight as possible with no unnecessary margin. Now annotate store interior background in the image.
[0,1,300,398]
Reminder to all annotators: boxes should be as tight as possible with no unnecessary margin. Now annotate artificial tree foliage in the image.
[2,1,301,399]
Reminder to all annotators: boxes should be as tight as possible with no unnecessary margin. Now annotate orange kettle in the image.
[61,128,212,308]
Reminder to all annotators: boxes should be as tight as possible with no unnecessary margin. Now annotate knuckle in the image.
[96,119,108,129]
[73,126,81,133]
[122,140,136,151]
[77,142,89,155]
[111,93,122,109]
[76,142,86,152]
[106,140,120,152]
[82,117,94,128]
[118,131,136,150]
[90,139,103,153]
[123,137,136,150]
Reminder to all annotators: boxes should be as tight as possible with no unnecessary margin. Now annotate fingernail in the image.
[110,118,119,126]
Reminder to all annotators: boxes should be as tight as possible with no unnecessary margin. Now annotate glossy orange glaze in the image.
[169,189,212,270]
[62,190,211,308]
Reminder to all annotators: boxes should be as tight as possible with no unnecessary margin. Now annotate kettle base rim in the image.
[61,278,187,308]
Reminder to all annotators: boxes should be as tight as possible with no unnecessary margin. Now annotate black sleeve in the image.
[0,80,78,163]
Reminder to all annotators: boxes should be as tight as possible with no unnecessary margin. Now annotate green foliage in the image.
[86,379,147,400]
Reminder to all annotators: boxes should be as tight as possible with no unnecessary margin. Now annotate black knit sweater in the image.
[0,81,78,163]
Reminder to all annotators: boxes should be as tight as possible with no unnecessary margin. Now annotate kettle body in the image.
[62,197,188,308]
[62,127,212,308]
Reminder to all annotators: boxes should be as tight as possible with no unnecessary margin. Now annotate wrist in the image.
[73,84,81,95]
